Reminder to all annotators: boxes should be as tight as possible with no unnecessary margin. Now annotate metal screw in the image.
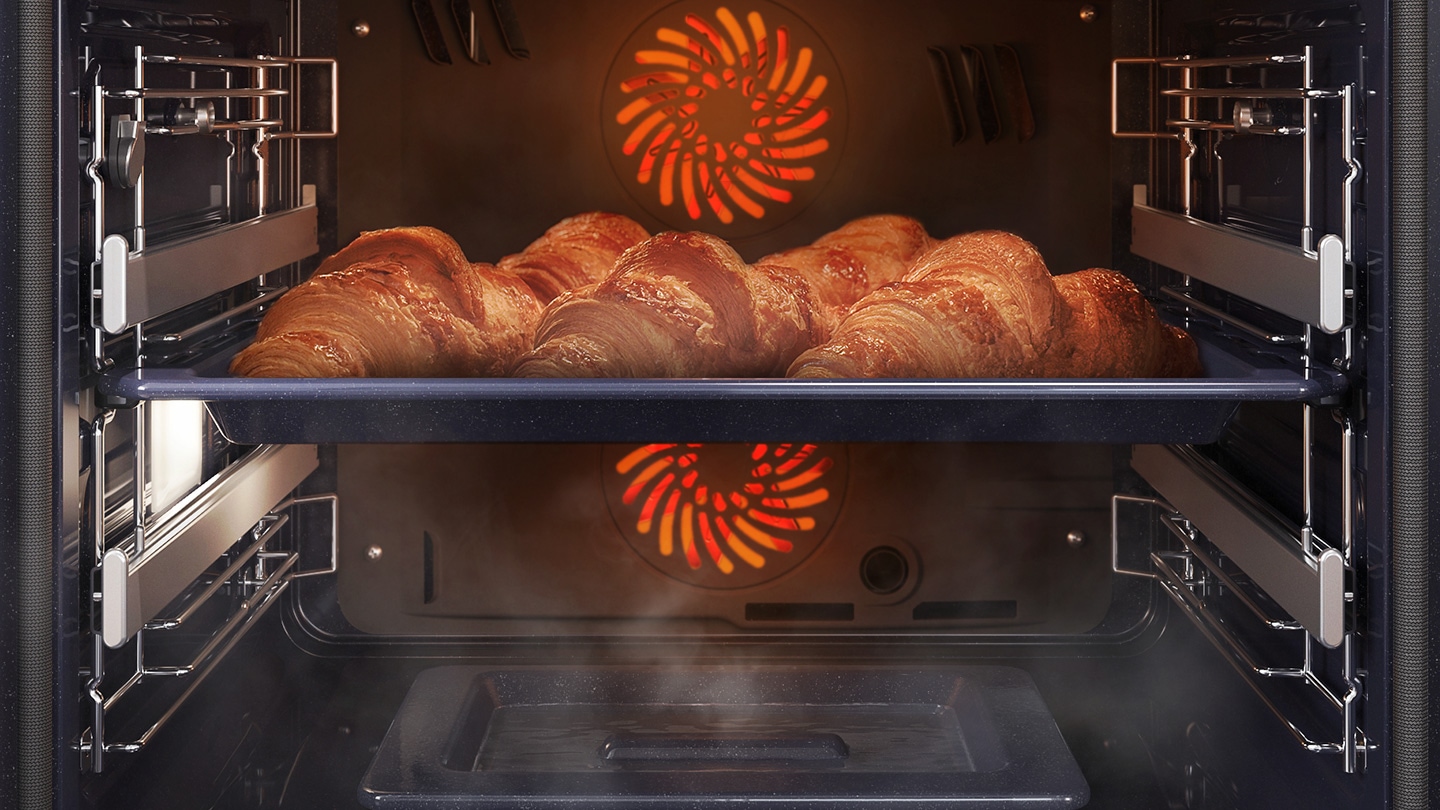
[1066,531,1087,548]
[366,545,383,560]
[1079,4,1098,22]
[352,19,372,38]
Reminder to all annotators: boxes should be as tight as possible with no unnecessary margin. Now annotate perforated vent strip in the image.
[1390,1,1430,805]
[16,0,56,807]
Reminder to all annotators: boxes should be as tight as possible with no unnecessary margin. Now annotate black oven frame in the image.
[3,0,1440,808]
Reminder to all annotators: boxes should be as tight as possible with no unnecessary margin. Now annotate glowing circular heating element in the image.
[604,443,846,588]
[603,2,845,237]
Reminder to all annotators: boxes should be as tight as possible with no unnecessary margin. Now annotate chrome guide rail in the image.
[142,287,287,346]
[100,444,318,648]
[83,481,340,771]
[1112,48,1358,336]
[1113,467,1370,773]
[106,87,289,99]
[98,199,317,334]
[1158,286,1306,345]
[1133,205,1344,334]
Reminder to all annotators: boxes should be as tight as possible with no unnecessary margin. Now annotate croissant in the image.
[753,214,934,327]
[498,211,653,303]
[230,226,542,377]
[788,230,1201,379]
[515,231,826,378]
[1045,269,1203,378]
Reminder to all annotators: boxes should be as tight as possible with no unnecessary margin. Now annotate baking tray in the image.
[358,666,1089,809]
[98,327,1347,444]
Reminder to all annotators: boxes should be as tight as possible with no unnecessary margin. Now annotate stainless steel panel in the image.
[1130,204,1345,333]
[1132,444,1344,648]
[101,443,318,648]
[98,203,318,334]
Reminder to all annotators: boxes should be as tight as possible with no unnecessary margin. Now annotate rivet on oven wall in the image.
[351,19,372,38]
[1078,5,1098,23]
[366,545,384,560]
[1066,531,1087,548]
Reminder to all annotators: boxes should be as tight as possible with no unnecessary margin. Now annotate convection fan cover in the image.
[602,1,847,239]
[603,443,848,589]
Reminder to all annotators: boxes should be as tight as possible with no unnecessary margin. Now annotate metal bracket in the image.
[105,115,146,188]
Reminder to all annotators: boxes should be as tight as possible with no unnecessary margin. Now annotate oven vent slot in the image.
[1112,49,1360,337]
[1115,443,1369,774]
[85,46,338,343]
[745,603,855,622]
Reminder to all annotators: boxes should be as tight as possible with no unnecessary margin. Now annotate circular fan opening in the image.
[603,443,848,589]
[602,1,847,240]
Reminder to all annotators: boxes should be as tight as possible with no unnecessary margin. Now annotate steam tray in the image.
[358,666,1089,809]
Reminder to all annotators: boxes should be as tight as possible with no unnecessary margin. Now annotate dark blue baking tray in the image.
[98,327,1347,444]
[358,666,1089,809]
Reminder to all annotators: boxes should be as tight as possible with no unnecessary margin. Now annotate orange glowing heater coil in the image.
[615,443,835,575]
[614,6,835,224]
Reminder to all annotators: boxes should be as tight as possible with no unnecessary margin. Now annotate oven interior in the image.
[71,0,1382,807]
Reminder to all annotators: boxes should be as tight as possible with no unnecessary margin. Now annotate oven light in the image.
[148,400,205,515]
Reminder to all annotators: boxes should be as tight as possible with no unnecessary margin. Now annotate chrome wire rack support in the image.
[1113,48,1359,339]
[81,488,339,772]
[1112,43,1367,774]
[86,44,334,338]
[1112,480,1372,774]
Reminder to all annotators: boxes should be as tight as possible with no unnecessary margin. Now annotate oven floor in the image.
[80,610,1375,810]
[357,666,1082,808]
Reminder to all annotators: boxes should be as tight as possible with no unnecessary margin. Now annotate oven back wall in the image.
[332,443,1117,637]
[337,0,1115,270]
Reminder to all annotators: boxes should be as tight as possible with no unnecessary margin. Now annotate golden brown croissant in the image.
[1045,269,1202,378]
[788,230,1201,379]
[498,211,653,303]
[230,227,542,377]
[515,231,826,378]
[753,214,934,327]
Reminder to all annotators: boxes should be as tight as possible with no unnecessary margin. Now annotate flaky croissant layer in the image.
[230,226,545,378]
[515,231,826,378]
[754,214,935,329]
[499,211,654,304]
[788,230,1202,379]
[230,214,650,378]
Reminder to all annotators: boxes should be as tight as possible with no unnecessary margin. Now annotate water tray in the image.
[358,666,1089,809]
[99,327,1345,444]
